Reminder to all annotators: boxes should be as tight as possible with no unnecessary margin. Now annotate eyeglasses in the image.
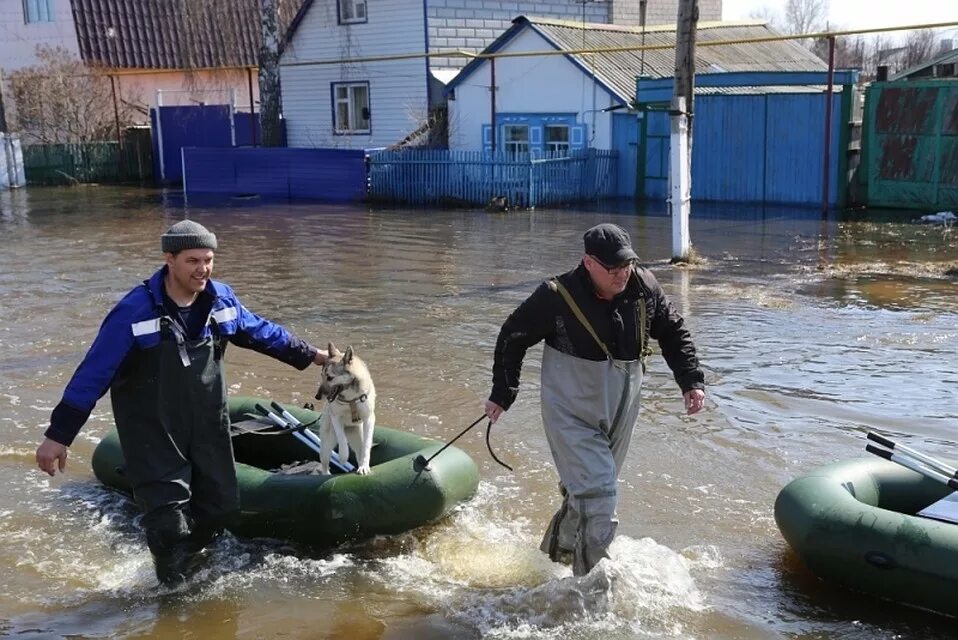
[589,255,635,275]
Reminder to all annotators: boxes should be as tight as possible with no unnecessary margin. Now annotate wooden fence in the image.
[368,148,617,208]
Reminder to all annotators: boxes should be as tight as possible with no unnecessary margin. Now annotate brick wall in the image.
[612,0,722,26]
[428,0,724,68]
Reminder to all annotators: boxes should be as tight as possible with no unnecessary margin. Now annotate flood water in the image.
[1,186,956,639]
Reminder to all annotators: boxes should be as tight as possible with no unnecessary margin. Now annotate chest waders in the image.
[540,280,645,576]
[110,316,236,583]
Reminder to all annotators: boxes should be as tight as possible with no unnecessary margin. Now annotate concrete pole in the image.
[670,0,698,262]
[670,96,690,259]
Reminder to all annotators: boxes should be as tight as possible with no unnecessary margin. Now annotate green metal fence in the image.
[22,130,153,186]
[865,80,958,210]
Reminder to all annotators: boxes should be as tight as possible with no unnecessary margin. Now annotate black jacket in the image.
[489,263,704,410]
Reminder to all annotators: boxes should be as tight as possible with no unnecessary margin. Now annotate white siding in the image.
[448,28,617,152]
[280,0,429,149]
[0,0,79,72]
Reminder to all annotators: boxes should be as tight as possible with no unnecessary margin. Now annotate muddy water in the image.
[1,186,956,639]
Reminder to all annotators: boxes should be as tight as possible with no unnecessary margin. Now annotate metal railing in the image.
[368,148,617,208]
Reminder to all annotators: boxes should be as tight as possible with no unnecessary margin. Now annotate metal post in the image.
[490,57,496,154]
[110,75,122,148]
[822,36,836,213]
[247,67,257,146]
[156,89,165,182]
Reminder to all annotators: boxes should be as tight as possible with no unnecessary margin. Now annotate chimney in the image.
[940,38,955,54]
[876,65,889,82]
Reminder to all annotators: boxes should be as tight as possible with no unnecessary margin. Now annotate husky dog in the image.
[315,343,376,475]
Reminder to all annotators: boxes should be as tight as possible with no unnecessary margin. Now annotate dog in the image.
[315,342,376,475]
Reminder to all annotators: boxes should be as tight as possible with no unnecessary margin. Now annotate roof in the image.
[445,16,827,104]
[70,0,305,70]
[892,47,958,81]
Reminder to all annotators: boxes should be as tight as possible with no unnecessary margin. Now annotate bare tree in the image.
[8,45,135,145]
[783,0,828,36]
[748,5,784,32]
[902,29,939,70]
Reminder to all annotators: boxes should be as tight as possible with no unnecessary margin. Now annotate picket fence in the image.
[368,148,617,208]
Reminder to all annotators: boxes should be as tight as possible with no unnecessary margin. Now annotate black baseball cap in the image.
[583,223,638,266]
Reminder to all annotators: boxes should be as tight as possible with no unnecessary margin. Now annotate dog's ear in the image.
[343,345,353,365]
[327,342,342,358]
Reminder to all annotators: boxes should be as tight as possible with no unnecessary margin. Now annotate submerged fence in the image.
[368,149,617,208]
[22,131,153,186]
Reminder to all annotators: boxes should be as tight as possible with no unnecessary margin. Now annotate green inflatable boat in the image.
[91,397,480,548]
[775,456,958,616]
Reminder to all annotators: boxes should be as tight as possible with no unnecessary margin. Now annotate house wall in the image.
[280,0,428,149]
[0,0,79,71]
[114,69,259,125]
[427,0,723,69]
[448,28,617,152]
[0,1,258,130]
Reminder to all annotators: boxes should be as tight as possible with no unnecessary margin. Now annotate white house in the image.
[278,0,722,149]
[445,17,828,155]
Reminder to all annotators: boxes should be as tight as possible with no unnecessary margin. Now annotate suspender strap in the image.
[548,278,648,370]
[547,279,614,361]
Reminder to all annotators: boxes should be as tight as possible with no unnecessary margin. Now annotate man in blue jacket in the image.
[35,220,328,585]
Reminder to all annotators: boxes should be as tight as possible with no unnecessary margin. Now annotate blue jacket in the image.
[47,266,317,446]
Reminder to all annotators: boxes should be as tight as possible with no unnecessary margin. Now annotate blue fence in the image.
[151,106,285,185]
[183,147,367,202]
[368,149,618,208]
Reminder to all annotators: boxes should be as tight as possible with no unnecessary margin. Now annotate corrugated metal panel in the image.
[764,92,841,204]
[866,81,958,209]
[612,113,640,198]
[633,92,843,205]
[691,95,766,202]
[184,147,367,201]
[530,19,826,103]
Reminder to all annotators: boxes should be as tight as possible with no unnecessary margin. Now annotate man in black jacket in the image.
[485,223,705,576]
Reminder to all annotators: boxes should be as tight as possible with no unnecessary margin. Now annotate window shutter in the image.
[571,125,586,149]
[482,125,492,153]
[530,125,543,148]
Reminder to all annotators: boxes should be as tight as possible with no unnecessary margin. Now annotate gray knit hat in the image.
[161,220,217,253]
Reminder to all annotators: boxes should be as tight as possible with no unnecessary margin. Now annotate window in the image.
[333,82,371,134]
[503,125,529,158]
[23,0,53,23]
[338,0,367,24]
[545,125,570,156]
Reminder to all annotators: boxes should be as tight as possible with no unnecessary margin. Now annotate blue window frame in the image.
[338,0,367,25]
[483,114,586,155]
[332,81,371,135]
[23,0,53,23]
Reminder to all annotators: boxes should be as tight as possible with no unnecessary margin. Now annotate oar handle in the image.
[867,444,958,491]
[266,401,354,472]
[867,432,958,479]
[255,403,288,428]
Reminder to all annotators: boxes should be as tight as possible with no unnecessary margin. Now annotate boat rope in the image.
[414,414,512,473]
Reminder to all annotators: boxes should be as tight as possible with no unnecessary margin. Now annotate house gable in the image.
[280,0,430,149]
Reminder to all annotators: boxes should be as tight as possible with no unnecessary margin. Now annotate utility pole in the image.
[670,0,698,262]
[259,0,282,147]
